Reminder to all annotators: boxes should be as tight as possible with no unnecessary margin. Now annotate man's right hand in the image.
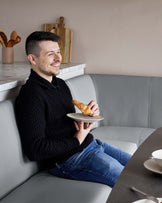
[74,121,95,144]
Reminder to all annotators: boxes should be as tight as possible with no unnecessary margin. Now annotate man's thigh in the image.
[51,144,124,187]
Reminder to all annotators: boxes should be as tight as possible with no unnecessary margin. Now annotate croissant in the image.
[72,100,91,116]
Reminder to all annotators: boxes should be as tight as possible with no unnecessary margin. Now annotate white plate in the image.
[132,197,162,203]
[67,113,104,122]
[144,159,162,175]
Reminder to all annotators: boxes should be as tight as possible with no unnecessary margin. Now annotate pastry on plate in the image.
[72,100,91,116]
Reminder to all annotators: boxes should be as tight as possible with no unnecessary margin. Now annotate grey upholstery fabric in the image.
[1,73,162,203]
[90,74,150,128]
[91,126,155,147]
[0,99,38,199]
[66,75,97,105]
[0,172,111,203]
[66,74,99,128]
[89,74,162,129]
[150,78,162,128]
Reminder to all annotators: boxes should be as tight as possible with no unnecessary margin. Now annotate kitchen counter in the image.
[0,62,86,101]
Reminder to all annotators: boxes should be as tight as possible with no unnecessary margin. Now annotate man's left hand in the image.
[88,100,100,117]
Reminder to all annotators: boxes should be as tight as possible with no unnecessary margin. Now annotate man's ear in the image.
[28,54,37,66]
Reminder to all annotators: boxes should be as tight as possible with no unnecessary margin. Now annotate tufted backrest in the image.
[0,99,38,199]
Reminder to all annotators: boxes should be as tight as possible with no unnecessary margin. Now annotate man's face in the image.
[31,40,62,81]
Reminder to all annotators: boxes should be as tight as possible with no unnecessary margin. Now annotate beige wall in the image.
[0,0,162,76]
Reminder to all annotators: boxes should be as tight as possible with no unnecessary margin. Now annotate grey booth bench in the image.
[2,73,162,203]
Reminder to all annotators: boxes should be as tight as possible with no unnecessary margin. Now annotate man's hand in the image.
[74,121,95,144]
[88,100,100,117]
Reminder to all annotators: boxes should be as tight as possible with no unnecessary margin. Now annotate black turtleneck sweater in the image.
[15,69,93,168]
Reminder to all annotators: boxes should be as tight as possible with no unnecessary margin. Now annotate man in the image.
[16,31,131,188]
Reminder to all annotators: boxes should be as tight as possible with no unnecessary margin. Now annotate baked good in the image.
[72,100,91,116]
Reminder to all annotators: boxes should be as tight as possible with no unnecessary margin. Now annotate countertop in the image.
[0,62,86,101]
[0,62,86,91]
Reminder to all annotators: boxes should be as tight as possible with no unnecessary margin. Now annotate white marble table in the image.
[0,62,86,101]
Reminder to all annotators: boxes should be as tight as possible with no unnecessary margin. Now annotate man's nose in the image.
[54,53,61,61]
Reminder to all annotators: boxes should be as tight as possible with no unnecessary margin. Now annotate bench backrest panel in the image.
[90,74,150,128]
[0,99,38,199]
[150,78,162,128]
[67,74,162,129]
[66,74,99,128]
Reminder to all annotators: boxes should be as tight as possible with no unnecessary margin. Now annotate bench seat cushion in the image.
[91,126,155,150]
[0,172,111,203]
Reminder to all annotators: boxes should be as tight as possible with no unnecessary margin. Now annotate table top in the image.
[107,128,162,203]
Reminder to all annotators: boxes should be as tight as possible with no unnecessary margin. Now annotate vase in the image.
[2,47,14,64]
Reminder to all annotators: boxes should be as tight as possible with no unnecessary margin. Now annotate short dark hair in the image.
[25,31,60,57]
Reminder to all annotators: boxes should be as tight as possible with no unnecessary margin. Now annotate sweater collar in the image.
[29,69,59,89]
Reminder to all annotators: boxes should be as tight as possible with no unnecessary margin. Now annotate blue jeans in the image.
[50,139,131,187]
